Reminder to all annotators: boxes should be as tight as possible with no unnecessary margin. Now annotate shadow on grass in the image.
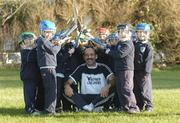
[152,70,180,89]
[0,107,179,118]
[56,112,180,119]
[0,107,28,117]
[152,77,180,89]
[0,73,19,77]
[0,80,22,89]
[52,111,180,119]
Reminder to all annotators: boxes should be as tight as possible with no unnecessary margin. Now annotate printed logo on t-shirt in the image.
[81,73,107,94]
[87,76,101,85]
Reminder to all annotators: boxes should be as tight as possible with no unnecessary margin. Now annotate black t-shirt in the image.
[70,63,113,94]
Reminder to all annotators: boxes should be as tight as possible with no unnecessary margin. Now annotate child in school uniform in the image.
[36,20,62,114]
[19,32,41,115]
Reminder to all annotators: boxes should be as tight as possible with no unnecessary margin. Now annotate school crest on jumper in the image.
[140,47,146,53]
[117,45,121,51]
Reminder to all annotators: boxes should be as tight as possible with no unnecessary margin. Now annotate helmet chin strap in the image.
[41,30,55,40]
[120,36,131,42]
[40,35,53,41]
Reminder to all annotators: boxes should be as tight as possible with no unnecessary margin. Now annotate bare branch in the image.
[2,1,26,26]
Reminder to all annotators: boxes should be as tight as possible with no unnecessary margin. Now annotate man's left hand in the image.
[100,85,110,98]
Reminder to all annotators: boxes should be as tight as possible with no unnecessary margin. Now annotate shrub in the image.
[0,0,179,64]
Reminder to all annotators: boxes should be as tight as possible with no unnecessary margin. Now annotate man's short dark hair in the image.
[82,46,97,55]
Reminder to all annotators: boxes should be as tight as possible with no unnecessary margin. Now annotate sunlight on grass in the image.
[0,68,180,123]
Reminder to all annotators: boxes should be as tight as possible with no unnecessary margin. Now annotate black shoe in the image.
[30,110,41,116]
[25,108,41,115]
[25,107,35,114]
[117,108,125,112]
[110,107,119,112]
[56,108,63,113]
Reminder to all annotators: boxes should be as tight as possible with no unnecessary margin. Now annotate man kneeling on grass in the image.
[64,47,115,112]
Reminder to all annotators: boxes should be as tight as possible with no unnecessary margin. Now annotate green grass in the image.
[0,67,180,123]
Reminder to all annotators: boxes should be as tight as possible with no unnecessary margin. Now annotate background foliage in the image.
[0,0,180,63]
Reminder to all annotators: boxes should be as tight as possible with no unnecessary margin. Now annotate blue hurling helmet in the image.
[136,23,151,32]
[39,20,56,35]
[106,32,119,41]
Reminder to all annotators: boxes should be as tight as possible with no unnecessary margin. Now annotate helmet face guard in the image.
[136,23,151,41]
[97,28,109,35]
[52,35,61,41]
[116,24,132,41]
[96,28,109,41]
[106,33,119,42]
[117,24,132,33]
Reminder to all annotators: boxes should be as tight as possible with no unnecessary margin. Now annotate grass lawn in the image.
[0,66,180,123]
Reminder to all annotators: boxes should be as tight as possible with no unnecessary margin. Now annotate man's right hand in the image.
[64,85,74,97]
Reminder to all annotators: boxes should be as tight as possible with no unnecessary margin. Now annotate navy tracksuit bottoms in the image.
[40,68,57,113]
[133,71,153,110]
